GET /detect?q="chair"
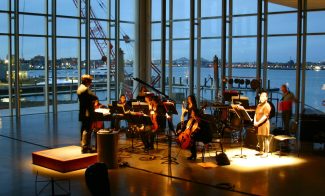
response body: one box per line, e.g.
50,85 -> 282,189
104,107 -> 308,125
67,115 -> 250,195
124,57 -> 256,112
198,114 -> 224,162
272,121 -> 299,157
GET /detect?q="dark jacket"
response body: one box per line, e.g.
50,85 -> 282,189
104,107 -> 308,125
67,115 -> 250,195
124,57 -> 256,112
77,84 -> 98,121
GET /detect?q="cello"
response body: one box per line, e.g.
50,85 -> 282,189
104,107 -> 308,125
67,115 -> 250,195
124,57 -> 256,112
177,118 -> 199,149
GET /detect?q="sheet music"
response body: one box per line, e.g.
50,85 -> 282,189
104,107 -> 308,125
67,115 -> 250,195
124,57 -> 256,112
95,108 -> 111,116
231,104 -> 253,122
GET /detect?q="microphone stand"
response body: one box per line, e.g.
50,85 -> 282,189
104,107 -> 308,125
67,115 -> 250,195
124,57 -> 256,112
161,115 -> 179,164
161,102 -> 179,165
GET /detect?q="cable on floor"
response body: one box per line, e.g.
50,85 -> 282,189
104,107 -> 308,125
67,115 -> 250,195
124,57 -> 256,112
125,164 -> 260,196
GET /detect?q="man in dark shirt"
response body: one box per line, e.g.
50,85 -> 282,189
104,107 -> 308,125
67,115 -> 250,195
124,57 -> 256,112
77,74 -> 98,153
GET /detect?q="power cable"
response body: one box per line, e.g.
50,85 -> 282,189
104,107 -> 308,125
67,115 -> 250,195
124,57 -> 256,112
126,164 -> 260,196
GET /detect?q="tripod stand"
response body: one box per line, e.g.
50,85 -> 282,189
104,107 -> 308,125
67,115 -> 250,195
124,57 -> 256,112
231,104 -> 253,159
161,101 -> 179,164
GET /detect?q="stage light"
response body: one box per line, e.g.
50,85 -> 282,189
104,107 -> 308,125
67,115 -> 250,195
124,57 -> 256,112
228,78 -> 233,84
234,78 -> 239,84
239,79 -> 245,85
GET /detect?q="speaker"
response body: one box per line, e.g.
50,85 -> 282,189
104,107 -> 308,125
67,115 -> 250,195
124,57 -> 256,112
216,152 -> 230,166
244,127 -> 258,149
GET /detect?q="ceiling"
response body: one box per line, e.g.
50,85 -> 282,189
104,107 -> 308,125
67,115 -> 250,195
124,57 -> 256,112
269,0 -> 325,10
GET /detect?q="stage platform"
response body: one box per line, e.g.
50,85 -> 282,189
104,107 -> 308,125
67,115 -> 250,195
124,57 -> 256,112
32,145 -> 97,173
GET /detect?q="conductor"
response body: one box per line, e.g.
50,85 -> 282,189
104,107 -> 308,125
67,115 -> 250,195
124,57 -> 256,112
77,74 -> 98,153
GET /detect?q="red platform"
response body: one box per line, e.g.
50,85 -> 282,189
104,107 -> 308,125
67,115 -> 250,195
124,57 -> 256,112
32,145 -> 98,173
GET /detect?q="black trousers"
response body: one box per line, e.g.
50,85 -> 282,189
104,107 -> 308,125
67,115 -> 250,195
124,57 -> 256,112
282,110 -> 292,132
81,119 -> 92,150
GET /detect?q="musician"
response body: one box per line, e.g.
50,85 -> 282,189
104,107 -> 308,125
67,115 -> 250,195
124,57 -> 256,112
183,95 -> 199,120
77,74 -> 98,153
176,95 -> 199,135
254,91 -> 271,156
139,95 -> 159,151
279,84 -> 296,133
111,94 -> 130,130
186,108 -> 207,160
137,86 -> 149,102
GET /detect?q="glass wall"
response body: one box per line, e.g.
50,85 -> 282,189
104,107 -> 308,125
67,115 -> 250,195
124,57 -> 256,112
0,0 -> 135,116
149,0 -> 325,113
1,0 -> 325,116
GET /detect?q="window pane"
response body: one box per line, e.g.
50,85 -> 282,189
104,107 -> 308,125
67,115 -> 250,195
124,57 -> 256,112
308,11 -> 325,33
120,0 -> 135,21
232,37 -> 257,62
233,0 -> 257,15
306,35 -> 325,63
173,21 -> 190,39
202,0 -> 222,17
0,13 -> 9,33
120,23 -> 134,60
173,0 -> 190,19
57,38 -> 78,59
20,0 -> 46,14
0,0 -> 8,11
57,17 -> 78,37
19,37 -> 46,111
57,0 -> 78,17
19,15 -> 45,35
201,39 -> 221,61
233,16 -> 257,36
201,19 -> 221,37
152,41 -> 161,61
267,36 -> 296,63
268,13 -> 297,35
152,23 -> 161,40
152,0 -> 162,21
91,0 -> 108,20
56,38 -> 79,109
267,36 -> 297,91
0,36 -> 9,111
305,35 -> 324,111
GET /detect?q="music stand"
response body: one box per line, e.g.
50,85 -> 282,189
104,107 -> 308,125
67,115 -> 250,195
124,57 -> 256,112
123,103 -> 152,153
111,104 -> 124,115
161,101 -> 179,165
231,104 -> 253,159
132,102 -> 150,115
